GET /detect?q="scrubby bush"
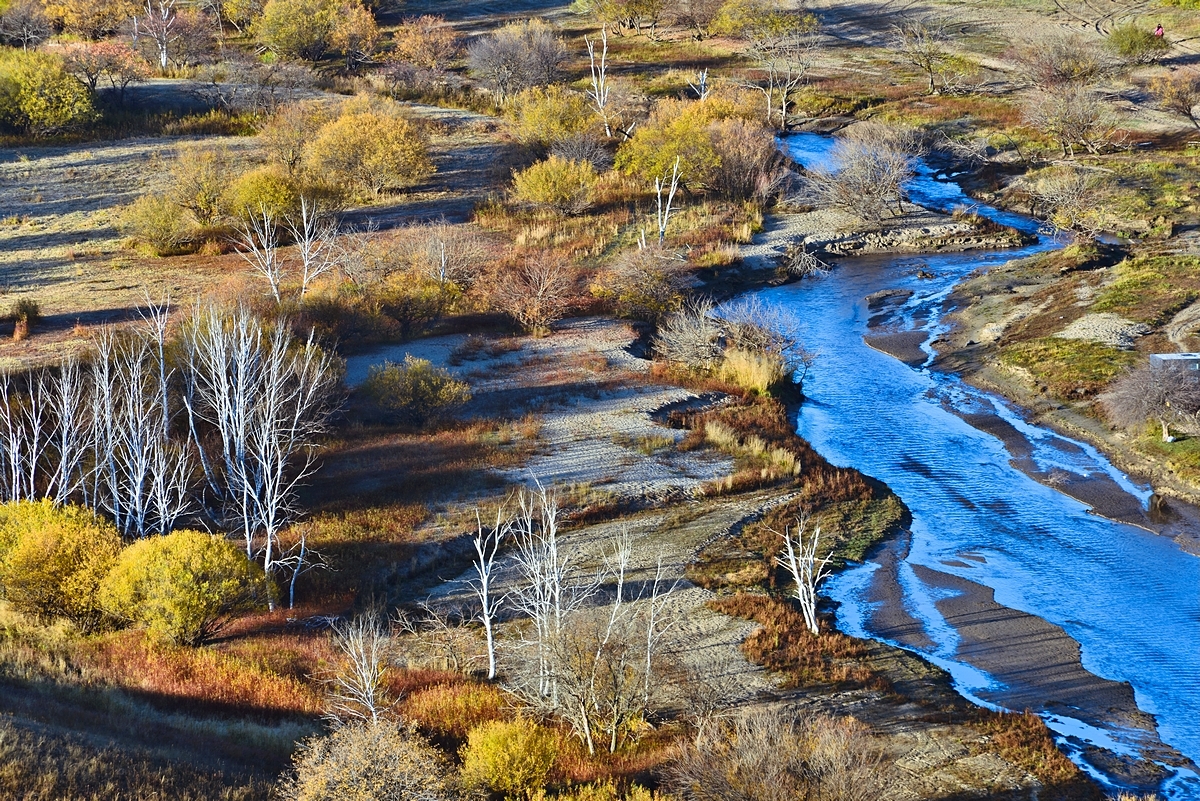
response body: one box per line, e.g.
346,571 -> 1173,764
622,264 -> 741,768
0,500 -> 122,630
490,254 -> 572,335
806,123 -> 919,220
507,84 -> 596,147
654,298 -> 723,371
10,297 -> 40,325
592,246 -> 686,323
666,709 -> 892,801
0,48 -> 94,135
512,156 -> 598,215
361,356 -> 471,425
1150,71 -> 1200,128
305,99 -> 433,199
256,0 -> 337,60
1106,22 -> 1169,64
1013,35 -> 1116,88
260,100 -> 335,174
706,117 -> 789,200
279,722 -> 456,801
391,14 -> 461,72
330,0 -> 380,71
119,193 -> 190,255
460,718 -> 558,800
467,19 -> 567,99
99,529 -> 270,646
170,143 -> 232,226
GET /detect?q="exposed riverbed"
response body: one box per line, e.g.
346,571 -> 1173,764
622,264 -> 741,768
747,134 -> 1200,798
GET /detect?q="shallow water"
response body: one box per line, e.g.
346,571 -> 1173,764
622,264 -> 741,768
748,134 -> 1200,797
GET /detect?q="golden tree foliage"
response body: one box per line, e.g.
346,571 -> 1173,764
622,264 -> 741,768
459,718 -> 558,800
255,0 -> 337,60
506,84 -> 597,146
304,98 -> 433,198
0,500 -> 122,630
43,0 -> 135,38
391,15 -> 461,71
0,48 -> 95,135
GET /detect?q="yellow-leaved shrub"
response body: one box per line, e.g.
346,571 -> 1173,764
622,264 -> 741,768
459,718 -> 558,799
0,500 -> 122,631
512,156 -> 598,215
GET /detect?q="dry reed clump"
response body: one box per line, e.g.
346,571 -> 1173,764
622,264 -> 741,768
704,421 -> 801,475
399,681 -> 507,745
717,348 -> 789,396
970,710 -> 1090,792
78,631 -> 325,718
708,594 -> 885,691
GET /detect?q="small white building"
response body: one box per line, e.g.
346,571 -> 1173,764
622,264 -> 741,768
1150,353 -> 1200,371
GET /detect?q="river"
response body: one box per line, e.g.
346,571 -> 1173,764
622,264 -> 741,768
748,133 -> 1200,798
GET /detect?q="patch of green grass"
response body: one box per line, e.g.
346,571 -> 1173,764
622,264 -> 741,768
1092,255 -> 1200,325
1136,428 -> 1200,484
1000,338 -> 1136,398
816,495 -> 908,563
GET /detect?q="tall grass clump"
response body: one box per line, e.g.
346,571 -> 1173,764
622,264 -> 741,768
718,349 -> 789,395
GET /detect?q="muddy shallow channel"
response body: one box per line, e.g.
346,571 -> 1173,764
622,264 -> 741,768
747,134 -> 1200,798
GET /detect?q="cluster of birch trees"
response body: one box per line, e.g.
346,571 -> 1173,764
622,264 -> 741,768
0,301 -> 339,600
463,485 -> 678,755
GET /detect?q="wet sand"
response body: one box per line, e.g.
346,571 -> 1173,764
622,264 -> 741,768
862,536 -> 1161,735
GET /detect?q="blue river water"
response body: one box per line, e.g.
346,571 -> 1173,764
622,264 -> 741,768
750,133 -> 1200,797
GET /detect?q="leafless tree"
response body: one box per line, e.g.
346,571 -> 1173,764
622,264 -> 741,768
669,0 -> 723,39
1023,85 -> 1116,157
1151,70 -> 1200,129
0,0 -> 50,50
722,295 -> 813,381
666,709 -> 894,801
773,516 -> 833,635
688,67 -> 710,100
469,506 -> 510,680
286,198 -> 340,299
586,27 -> 613,137
1101,362 -> 1200,442
46,359 -> 89,504
325,610 -> 396,725
193,55 -> 314,114
742,14 -> 820,128
1013,35 -> 1117,89
655,156 -> 681,246
467,20 -> 566,100
891,18 -> 951,95
781,243 -> 831,279
807,124 -> 919,221
132,0 -> 178,72
236,207 -> 285,302
654,297 -> 723,371
706,118 -> 790,201
492,254 -> 572,335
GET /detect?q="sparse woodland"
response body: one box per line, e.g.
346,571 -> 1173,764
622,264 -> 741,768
0,0 -> 1196,795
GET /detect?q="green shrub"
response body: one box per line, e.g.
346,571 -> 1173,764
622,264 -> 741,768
360,356 -> 471,425
512,156 -> 598,215
1106,23 -> 1170,64
459,719 -> 557,800
0,500 -> 122,630
99,529 -> 270,646
0,49 -> 94,135
279,722 -> 456,801
119,193 -> 190,255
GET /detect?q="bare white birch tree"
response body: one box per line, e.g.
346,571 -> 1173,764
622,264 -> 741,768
469,507 -> 509,680
46,359 -> 89,504
236,207 -> 285,303
585,27 -> 612,137
133,0 -> 178,72
774,516 -> 833,635
655,156 -> 681,246
286,198 -> 340,299
325,609 -> 395,725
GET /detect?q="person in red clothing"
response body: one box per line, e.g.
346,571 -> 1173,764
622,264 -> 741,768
1155,23 -> 1164,37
